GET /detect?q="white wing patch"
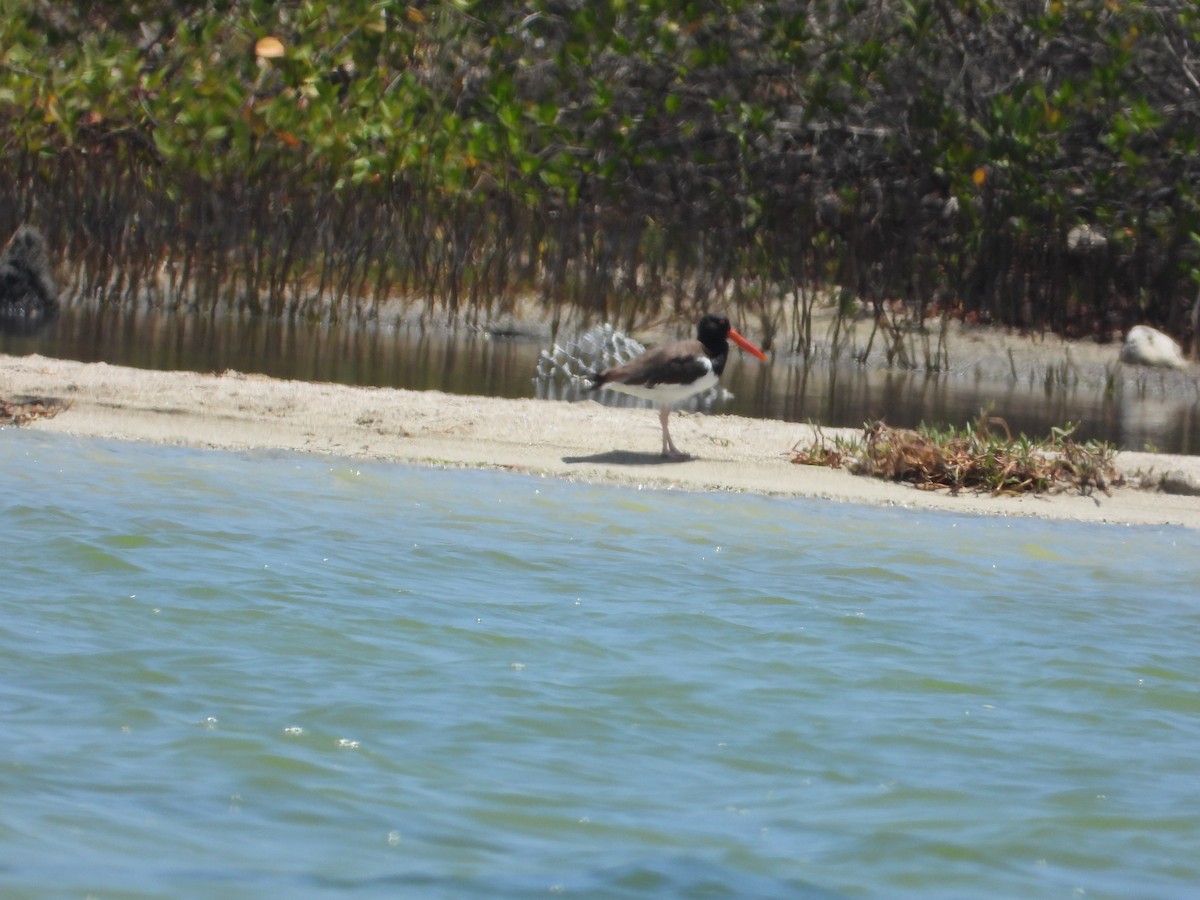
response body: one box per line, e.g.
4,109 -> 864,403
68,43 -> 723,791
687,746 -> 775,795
601,367 -> 719,404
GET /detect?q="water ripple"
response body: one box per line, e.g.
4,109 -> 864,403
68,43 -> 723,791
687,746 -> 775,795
2,429 -> 1199,898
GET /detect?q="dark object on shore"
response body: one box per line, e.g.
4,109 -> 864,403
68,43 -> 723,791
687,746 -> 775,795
0,394 -> 70,426
0,225 -> 60,335
1144,469 -> 1200,497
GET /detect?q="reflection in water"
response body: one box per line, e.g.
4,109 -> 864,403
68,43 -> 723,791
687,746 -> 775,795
2,304 -> 1197,454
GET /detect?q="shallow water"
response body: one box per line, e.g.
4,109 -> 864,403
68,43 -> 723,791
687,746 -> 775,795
2,429 -> 1199,898
3,305 -> 1198,453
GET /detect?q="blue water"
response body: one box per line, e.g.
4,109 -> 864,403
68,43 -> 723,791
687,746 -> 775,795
2,429 -> 1198,898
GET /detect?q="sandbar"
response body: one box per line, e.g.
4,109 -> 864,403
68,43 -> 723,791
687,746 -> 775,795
3,351 -> 1200,529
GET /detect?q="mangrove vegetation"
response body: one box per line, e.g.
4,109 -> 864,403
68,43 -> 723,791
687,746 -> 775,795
2,0 -> 1199,352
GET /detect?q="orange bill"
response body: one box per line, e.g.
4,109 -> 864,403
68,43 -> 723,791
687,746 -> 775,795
729,328 -> 768,362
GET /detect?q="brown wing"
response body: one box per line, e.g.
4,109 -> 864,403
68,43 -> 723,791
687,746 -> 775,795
592,339 -> 713,388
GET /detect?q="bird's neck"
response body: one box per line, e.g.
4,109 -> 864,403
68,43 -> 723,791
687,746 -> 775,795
707,346 -> 730,377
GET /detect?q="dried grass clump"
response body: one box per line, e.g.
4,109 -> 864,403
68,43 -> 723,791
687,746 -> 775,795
792,415 -> 1125,497
1,395 -> 70,426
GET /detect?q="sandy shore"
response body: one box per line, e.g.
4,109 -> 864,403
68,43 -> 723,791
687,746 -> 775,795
4,351 -> 1200,529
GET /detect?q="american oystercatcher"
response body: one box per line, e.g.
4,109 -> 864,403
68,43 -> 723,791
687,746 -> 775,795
587,314 -> 768,459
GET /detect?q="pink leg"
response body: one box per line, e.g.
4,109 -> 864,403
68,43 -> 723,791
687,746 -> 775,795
659,405 -> 687,459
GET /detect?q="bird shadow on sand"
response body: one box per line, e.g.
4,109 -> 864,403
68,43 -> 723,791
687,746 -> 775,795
562,450 -> 696,466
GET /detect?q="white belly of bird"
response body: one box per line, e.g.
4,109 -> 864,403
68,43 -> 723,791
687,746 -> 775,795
602,368 -> 719,405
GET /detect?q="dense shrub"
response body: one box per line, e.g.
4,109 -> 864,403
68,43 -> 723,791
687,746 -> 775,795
1,1 -> 1197,349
